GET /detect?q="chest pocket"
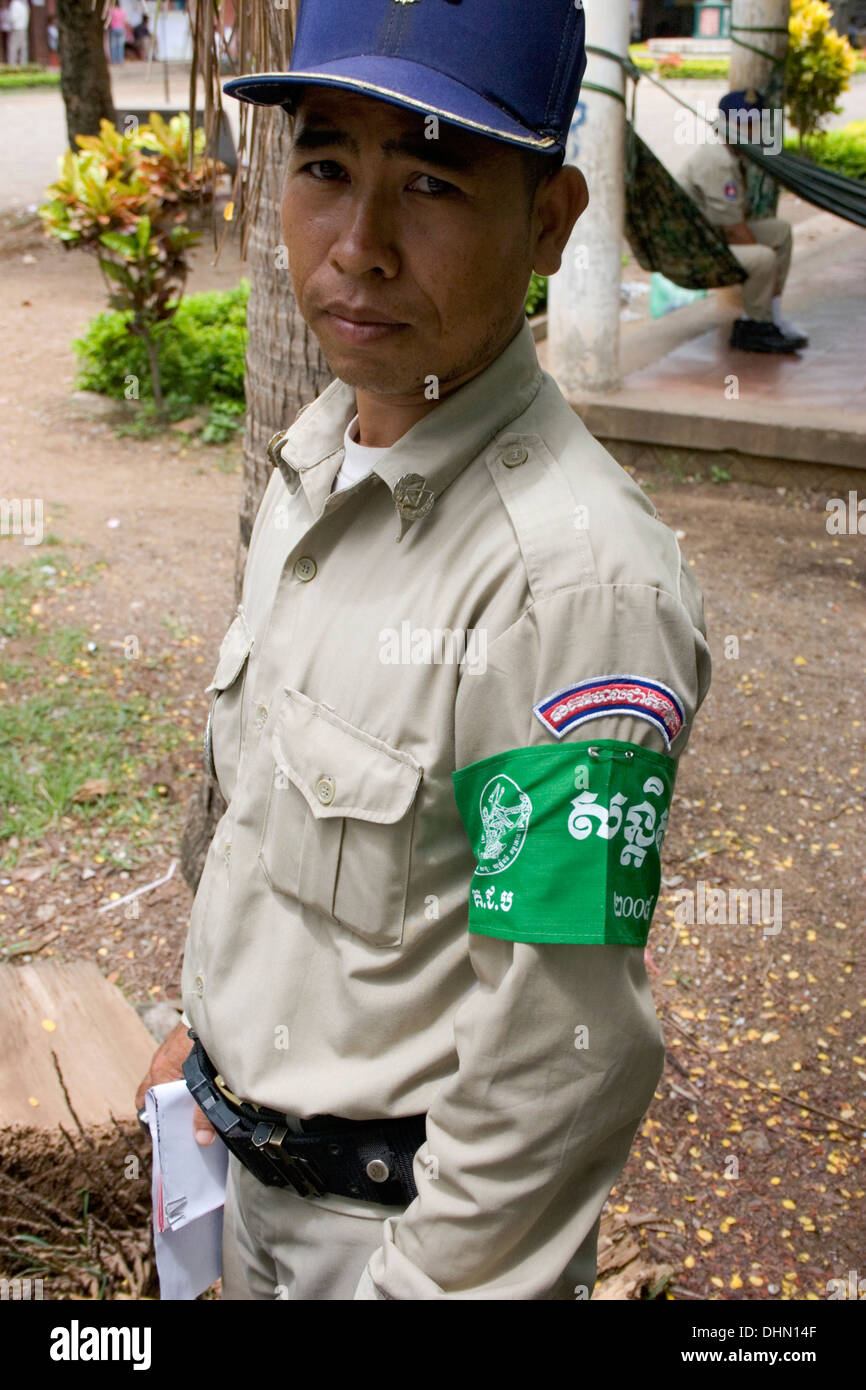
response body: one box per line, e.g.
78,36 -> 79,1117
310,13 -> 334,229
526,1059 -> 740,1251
204,607 -> 255,801
258,687 -> 422,948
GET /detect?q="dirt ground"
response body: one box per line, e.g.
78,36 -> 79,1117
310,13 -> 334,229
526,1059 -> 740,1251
0,219 -> 863,1302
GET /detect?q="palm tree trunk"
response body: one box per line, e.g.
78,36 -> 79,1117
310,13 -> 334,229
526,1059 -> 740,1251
180,17 -> 333,894
234,107 -> 333,598
56,0 -> 115,151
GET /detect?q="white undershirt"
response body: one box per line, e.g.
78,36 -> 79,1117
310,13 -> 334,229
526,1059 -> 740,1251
330,414 -> 391,495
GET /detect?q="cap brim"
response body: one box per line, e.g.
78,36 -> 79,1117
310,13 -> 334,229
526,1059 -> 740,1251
224,56 -> 563,153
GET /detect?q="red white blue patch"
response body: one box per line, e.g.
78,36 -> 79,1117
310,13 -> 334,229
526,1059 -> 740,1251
723,180 -> 739,200
533,675 -> 686,750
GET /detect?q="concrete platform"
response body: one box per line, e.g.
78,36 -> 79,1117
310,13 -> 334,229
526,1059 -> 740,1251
539,211 -> 866,469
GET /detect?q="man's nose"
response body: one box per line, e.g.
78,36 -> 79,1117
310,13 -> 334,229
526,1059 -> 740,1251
329,191 -> 401,279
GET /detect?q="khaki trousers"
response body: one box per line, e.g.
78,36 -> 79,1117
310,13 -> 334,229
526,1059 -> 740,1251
220,1152 -> 597,1300
730,217 -> 793,321
221,1153 -> 397,1300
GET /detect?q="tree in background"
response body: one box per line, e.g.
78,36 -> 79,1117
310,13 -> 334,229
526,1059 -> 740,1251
56,0 -> 116,150
786,0 -> 857,145
180,0 -> 333,890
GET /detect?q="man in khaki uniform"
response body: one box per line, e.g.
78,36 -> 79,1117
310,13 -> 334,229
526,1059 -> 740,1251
680,89 -> 807,353
137,0 -> 712,1300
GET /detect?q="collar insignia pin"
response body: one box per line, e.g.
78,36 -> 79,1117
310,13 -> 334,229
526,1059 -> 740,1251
392,472 -> 435,540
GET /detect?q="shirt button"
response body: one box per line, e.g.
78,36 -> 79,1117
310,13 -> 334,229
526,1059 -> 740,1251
293,556 -> 317,582
502,444 -> 528,468
366,1159 -> 390,1183
255,703 -> 268,730
315,776 -> 335,805
194,973 -> 204,998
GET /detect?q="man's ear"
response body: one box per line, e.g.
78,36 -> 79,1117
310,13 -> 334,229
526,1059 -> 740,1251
532,166 -> 589,278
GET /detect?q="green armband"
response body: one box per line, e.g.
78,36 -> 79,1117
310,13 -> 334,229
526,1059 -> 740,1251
452,739 -> 678,946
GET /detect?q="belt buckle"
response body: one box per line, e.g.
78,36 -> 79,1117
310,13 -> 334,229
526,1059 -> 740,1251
251,1122 -> 328,1198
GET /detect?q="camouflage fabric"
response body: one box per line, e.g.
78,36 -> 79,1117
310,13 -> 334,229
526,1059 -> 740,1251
624,124 -> 747,290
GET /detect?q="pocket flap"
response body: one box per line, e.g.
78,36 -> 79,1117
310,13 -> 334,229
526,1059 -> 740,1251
206,609 -> 255,693
272,687 -> 422,822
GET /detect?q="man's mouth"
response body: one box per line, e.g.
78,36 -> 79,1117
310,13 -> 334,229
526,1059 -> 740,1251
322,302 -> 409,344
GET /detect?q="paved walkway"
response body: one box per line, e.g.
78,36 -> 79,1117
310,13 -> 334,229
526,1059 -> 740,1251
538,207 -> 866,469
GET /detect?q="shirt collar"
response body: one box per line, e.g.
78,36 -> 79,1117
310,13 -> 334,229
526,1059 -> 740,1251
273,316 -> 543,539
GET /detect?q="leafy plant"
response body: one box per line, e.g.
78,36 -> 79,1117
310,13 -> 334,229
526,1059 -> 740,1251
200,400 -> 245,444
525,272 -> 548,317
783,120 -> 866,179
73,282 -> 248,409
38,115 -> 222,413
786,0 -> 857,145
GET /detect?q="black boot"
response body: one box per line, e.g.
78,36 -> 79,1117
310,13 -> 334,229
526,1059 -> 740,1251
730,319 -> 803,354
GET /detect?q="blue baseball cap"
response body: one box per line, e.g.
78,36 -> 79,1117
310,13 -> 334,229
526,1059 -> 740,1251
719,88 -> 766,117
224,0 -> 587,156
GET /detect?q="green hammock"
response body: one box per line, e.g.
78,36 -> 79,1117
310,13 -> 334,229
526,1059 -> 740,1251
739,142 -> 866,228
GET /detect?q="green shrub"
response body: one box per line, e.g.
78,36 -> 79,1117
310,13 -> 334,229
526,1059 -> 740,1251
628,47 -> 731,80
784,120 -> 866,178
525,272 -> 548,317
200,399 -> 245,444
658,58 -> 731,80
0,69 -> 60,90
73,281 -> 249,405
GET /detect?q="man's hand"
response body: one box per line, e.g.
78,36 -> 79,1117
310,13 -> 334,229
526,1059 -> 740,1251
724,222 -> 758,246
135,1021 -> 217,1146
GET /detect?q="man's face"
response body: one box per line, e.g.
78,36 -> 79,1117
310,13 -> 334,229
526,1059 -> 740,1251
280,86 -> 550,400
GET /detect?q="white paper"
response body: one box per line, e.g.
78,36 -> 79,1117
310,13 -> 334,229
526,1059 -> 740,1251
145,1080 -> 228,1300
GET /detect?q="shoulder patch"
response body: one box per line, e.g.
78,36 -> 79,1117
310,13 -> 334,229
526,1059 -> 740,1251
533,675 -> 685,749
723,180 -> 739,200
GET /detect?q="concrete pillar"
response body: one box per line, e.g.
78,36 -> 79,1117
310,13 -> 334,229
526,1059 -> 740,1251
729,0 -> 791,215
729,0 -> 791,94
547,0 -> 631,396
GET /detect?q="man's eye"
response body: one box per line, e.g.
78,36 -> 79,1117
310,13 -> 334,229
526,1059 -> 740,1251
303,160 -> 346,181
409,173 -> 454,196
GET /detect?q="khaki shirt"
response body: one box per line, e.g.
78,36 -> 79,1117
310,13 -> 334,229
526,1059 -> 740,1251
182,318 -> 711,1299
680,141 -> 748,227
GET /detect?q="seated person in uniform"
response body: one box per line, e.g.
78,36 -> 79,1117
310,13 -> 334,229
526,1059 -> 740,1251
679,89 -> 807,354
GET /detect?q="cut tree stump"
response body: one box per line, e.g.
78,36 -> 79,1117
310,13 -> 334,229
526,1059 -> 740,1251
0,961 -> 156,1128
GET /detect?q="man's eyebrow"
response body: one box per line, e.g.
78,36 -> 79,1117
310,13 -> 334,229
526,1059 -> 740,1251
292,124 -> 478,175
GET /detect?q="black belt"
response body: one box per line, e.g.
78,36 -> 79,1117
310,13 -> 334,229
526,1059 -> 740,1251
181,1032 -> 426,1207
